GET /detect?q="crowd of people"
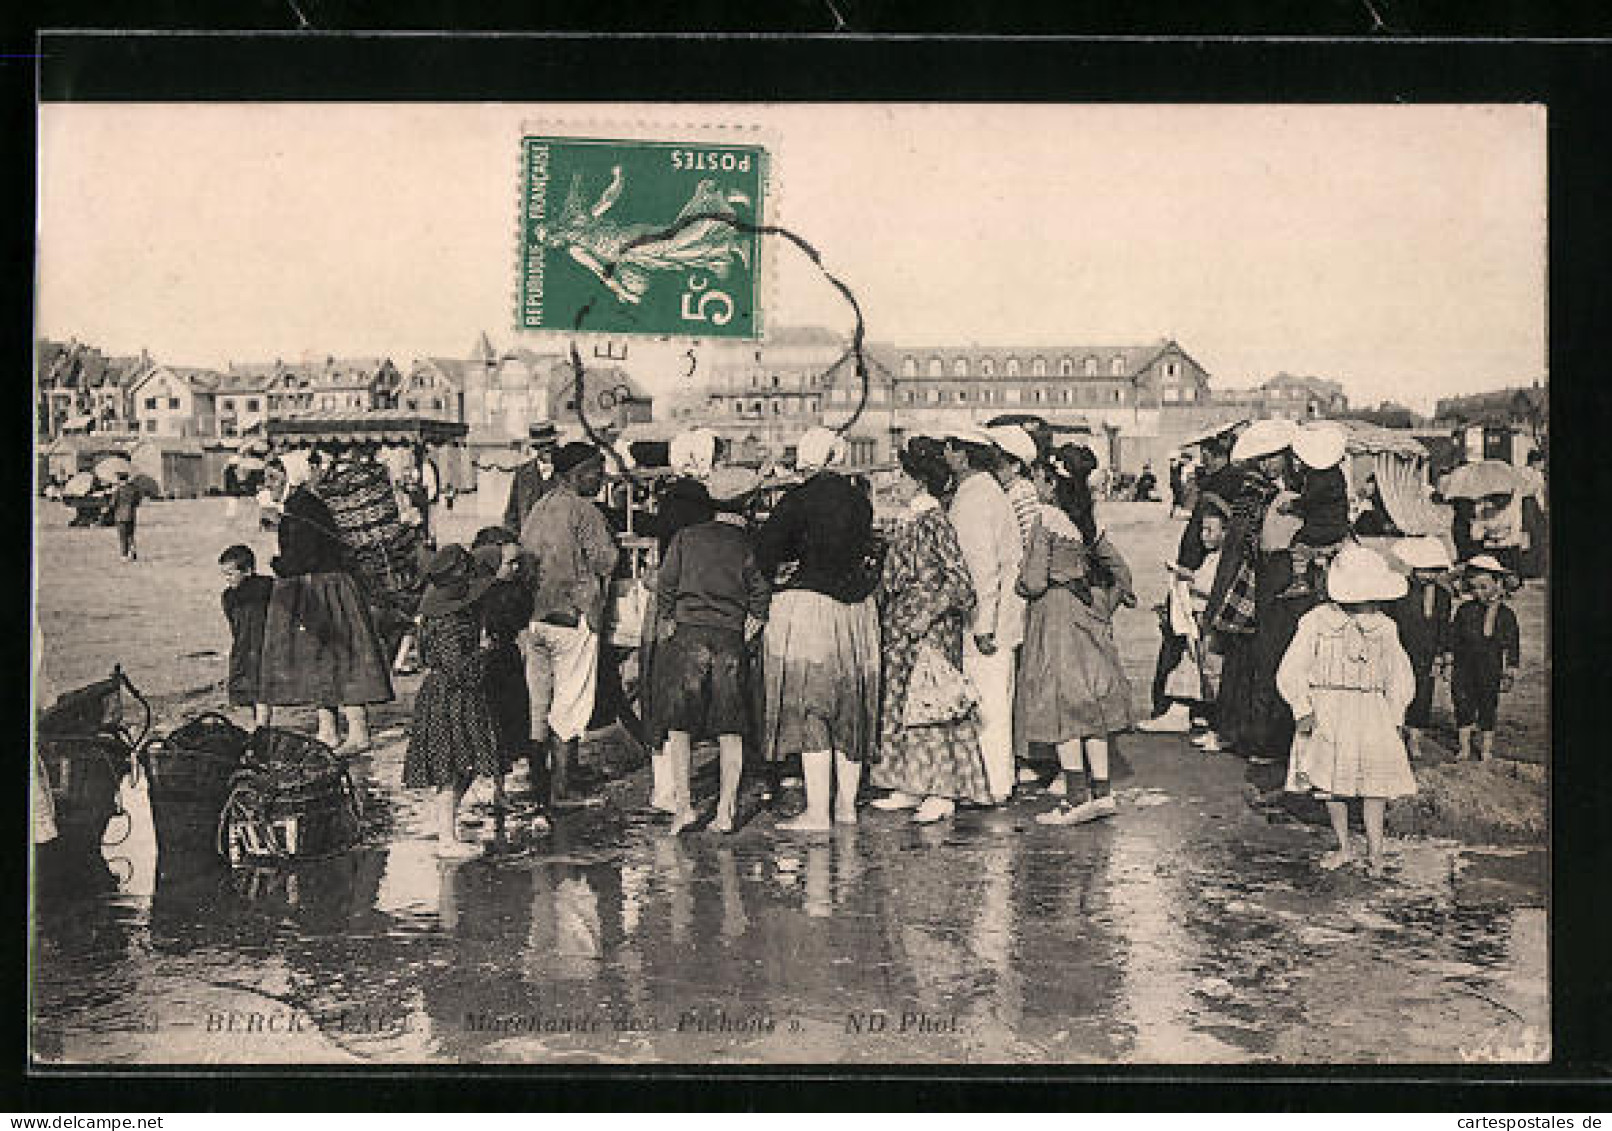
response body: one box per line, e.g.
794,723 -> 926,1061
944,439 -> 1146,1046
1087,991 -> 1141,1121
1138,416 -> 1535,872
206,411 -> 1538,874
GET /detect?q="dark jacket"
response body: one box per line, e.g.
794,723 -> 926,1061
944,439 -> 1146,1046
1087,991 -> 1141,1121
1450,599 -> 1520,678
501,459 -> 551,536
1177,464 -> 1243,570
1290,465 -> 1351,545
1388,578 -> 1453,671
222,574 -> 274,701
650,476 -> 716,554
657,519 -> 771,635
111,482 -> 142,524
272,486 -> 348,577
755,471 -> 875,603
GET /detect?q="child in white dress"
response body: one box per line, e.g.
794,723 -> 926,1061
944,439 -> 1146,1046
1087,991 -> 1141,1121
1277,545 -> 1417,875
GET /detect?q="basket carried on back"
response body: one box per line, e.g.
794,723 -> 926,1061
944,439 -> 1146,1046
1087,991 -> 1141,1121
141,712 -> 251,864
218,727 -> 364,865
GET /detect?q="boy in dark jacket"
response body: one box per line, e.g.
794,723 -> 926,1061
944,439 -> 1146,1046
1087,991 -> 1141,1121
218,544 -> 275,729
1386,536 -> 1455,759
1450,555 -> 1521,762
655,467 -> 771,834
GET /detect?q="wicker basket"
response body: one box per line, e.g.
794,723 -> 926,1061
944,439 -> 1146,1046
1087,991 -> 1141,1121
142,713 -> 250,863
220,728 -> 363,864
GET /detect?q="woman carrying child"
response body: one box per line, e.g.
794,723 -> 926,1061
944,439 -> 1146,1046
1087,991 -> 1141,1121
1016,444 -> 1138,826
1278,545 -> 1417,875
403,544 -> 503,856
654,466 -> 771,834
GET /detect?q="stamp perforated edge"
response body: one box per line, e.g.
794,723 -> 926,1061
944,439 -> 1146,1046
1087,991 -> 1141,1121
511,117 -> 779,345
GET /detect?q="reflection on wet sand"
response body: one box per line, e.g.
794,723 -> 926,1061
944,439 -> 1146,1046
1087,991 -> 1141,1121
31,737 -> 1548,1065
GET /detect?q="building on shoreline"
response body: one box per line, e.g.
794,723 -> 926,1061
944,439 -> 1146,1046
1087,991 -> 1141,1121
690,330 -> 1230,470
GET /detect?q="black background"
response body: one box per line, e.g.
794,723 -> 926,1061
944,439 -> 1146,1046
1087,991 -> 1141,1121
6,18 -> 1612,1112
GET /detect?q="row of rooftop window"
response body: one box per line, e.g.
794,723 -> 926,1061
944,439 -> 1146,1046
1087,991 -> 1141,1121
741,358 -> 1187,387
899,355 -> 1152,379
718,382 -> 1207,416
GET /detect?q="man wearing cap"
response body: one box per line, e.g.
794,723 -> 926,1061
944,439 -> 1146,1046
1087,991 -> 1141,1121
502,421 -> 559,537
942,426 -> 1025,803
519,440 -> 620,804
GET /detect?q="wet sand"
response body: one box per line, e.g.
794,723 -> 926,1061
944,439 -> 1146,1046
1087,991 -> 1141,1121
31,495 -> 1549,1065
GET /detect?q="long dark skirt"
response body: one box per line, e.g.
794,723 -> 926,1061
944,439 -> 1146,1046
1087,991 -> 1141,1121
1219,552 -> 1312,758
259,571 -> 395,707
483,639 -> 530,772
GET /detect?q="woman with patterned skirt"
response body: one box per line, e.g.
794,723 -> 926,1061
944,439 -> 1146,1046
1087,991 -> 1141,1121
403,545 -> 503,857
869,436 -> 991,824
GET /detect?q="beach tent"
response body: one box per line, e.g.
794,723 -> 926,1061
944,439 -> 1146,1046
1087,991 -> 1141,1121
1336,420 -> 1449,538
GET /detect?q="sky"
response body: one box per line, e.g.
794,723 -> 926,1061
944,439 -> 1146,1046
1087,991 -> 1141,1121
36,103 -> 1546,413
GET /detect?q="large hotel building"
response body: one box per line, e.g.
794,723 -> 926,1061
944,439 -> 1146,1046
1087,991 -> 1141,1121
688,327 -> 1336,471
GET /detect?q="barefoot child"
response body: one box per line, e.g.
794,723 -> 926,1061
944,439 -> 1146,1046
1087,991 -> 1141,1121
218,544 -> 275,730
471,528 -> 540,813
1278,545 -> 1417,874
654,467 -> 770,835
403,544 -> 502,857
1387,536 -> 1455,760
1449,554 -> 1521,762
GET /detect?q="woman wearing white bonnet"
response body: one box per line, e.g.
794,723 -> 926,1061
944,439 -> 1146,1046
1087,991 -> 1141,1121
669,427 -> 720,479
641,427 -> 722,816
795,425 -> 847,474
755,425 -> 880,830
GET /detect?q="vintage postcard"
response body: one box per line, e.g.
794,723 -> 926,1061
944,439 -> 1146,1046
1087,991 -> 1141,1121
31,100 -> 1548,1068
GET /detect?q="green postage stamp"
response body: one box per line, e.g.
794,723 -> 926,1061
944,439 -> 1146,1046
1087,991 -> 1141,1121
517,135 -> 768,338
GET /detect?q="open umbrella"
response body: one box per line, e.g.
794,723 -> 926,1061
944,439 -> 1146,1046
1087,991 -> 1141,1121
62,471 -> 98,498
1440,459 -> 1521,500
130,473 -> 161,498
93,455 -> 133,484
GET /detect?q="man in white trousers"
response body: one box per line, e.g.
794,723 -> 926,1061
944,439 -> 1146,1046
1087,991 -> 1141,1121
942,427 -> 1025,804
520,441 -> 619,807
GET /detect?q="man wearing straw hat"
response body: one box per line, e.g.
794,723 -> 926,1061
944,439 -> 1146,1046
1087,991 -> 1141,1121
502,421 -> 560,537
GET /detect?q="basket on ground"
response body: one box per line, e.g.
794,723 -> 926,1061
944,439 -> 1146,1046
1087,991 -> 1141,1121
141,712 -> 251,864
218,728 -> 364,864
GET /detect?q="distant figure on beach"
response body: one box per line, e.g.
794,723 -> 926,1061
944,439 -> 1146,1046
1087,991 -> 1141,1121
111,469 -> 142,562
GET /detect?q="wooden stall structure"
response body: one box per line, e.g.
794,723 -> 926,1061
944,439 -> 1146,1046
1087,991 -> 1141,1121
266,408 -> 470,476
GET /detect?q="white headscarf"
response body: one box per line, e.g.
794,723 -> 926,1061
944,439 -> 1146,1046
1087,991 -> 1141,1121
669,428 -> 718,478
796,426 -> 847,474
276,449 -> 314,491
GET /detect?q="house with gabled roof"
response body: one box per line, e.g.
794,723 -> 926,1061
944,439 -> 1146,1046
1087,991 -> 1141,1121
398,357 -> 470,420
128,364 -> 225,438
36,338 -> 152,438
